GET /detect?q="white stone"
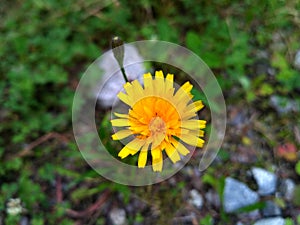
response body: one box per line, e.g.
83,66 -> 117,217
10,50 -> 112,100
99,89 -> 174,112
252,167 -> 277,196
189,189 -> 203,209
294,50 -> 300,70
109,208 -> 127,225
223,177 -> 259,213
253,217 -> 285,225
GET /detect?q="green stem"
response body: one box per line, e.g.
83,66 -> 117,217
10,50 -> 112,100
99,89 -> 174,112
111,36 -> 129,83
120,67 -> 128,83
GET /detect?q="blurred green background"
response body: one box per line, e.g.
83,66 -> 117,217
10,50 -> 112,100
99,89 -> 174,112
1,0 -> 300,224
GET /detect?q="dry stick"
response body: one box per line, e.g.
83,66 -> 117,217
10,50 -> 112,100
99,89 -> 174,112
56,176 -> 63,203
294,126 -> 300,145
66,190 -> 111,219
11,132 -> 69,159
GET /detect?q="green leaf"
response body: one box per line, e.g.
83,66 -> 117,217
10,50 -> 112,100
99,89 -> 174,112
157,19 -> 179,42
202,173 -> 216,187
295,161 -> 300,175
199,214 -> 213,225
235,201 -> 266,213
31,216 -> 44,225
186,31 -> 202,53
285,218 -> 294,225
217,149 -> 230,161
71,187 -> 100,201
292,185 -> 300,206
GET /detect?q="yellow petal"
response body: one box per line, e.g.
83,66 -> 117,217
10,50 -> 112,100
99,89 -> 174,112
117,92 -> 132,106
155,71 -> 165,95
155,70 -> 164,79
179,133 -> 205,147
112,129 -> 132,140
170,137 -> 190,155
118,146 -> 132,159
176,81 -> 193,96
138,144 -> 149,168
126,138 -> 146,151
165,73 -> 174,92
181,120 -> 206,130
181,101 -> 205,120
151,147 -> 163,172
118,146 -> 141,158
173,81 -> 193,105
123,82 -> 134,96
118,138 -> 145,159
132,80 -> 144,98
151,133 -> 165,149
114,112 -> 129,119
143,72 -> 153,95
187,100 -> 204,112
188,129 -> 205,137
165,142 -> 180,163
111,119 -> 129,127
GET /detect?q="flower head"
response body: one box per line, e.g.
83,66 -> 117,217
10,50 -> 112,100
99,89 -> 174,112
111,71 -> 206,171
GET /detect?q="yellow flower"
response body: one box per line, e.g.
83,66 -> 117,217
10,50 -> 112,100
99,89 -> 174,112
111,71 -> 206,172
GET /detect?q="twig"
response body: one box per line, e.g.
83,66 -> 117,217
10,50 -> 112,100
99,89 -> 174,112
294,126 -> 300,145
66,190 -> 111,219
10,132 -> 69,159
56,176 -> 63,203
172,215 -> 198,225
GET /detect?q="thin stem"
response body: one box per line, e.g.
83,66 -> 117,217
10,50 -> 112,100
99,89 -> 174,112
111,36 -> 129,83
120,67 -> 129,83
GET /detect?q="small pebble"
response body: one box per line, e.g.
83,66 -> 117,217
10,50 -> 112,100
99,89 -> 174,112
279,178 -> 296,201
236,222 -> 244,225
262,201 -> 281,217
189,189 -> 203,209
270,96 -> 298,114
205,189 -> 220,208
294,50 -> 300,70
109,208 -> 127,225
253,217 -> 285,225
223,177 -> 259,213
238,209 -> 260,221
20,217 -> 29,225
252,167 -> 277,196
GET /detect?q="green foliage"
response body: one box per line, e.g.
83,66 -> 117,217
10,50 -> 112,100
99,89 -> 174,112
296,161 -> 300,176
1,0 -> 300,223
199,215 -> 213,225
235,201 -> 265,213
285,218 -> 294,225
292,185 -> 300,206
271,52 -> 300,92
5,214 -> 21,225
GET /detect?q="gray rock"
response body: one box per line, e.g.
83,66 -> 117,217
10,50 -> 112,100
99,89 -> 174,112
294,50 -> 300,70
262,201 -> 281,217
189,189 -> 203,209
238,209 -> 260,221
279,178 -> 296,201
236,222 -> 244,225
270,96 -> 299,114
223,177 -> 259,213
253,217 -> 285,225
109,208 -> 127,225
20,217 -> 29,225
252,167 -> 277,196
205,190 -> 221,208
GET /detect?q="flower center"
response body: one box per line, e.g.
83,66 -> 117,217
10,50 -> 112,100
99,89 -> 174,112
149,116 -> 166,136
